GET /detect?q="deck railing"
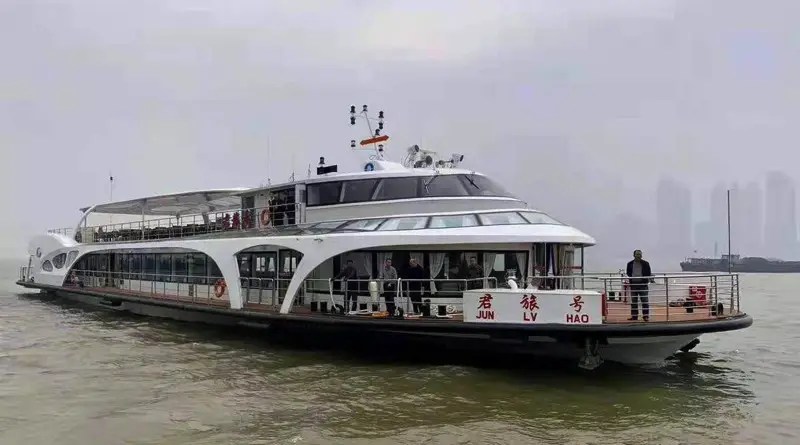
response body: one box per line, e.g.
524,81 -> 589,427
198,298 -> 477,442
51,202 -> 302,244
53,268 -> 741,323
66,269 -> 228,306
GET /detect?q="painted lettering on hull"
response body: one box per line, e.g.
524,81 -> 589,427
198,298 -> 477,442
523,312 -> 538,322
477,310 -> 495,320
566,313 -> 591,324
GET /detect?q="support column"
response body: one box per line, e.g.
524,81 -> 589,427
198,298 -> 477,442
216,253 -> 243,309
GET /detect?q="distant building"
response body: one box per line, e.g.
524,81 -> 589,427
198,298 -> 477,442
764,171 -> 797,259
656,178 -> 692,257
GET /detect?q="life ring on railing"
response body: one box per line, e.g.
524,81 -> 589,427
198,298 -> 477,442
260,209 -> 271,226
213,279 -> 226,298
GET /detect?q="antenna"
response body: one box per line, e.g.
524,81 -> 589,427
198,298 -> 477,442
727,189 -> 732,273
350,104 -> 388,160
109,172 -> 113,225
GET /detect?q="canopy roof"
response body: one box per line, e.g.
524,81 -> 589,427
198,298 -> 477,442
80,188 -> 249,216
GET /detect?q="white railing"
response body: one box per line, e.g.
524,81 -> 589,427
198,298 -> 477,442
56,268 -> 742,323
67,269 -> 228,306
56,202 -> 302,244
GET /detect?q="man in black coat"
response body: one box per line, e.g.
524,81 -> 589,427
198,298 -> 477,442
626,249 -> 655,321
404,257 -> 426,314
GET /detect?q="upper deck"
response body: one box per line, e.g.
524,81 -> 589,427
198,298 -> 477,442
49,161 -> 535,244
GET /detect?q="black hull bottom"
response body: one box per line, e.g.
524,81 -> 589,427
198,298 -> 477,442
15,282 -> 753,367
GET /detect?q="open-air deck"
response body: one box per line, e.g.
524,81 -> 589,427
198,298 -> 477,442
52,269 -> 742,325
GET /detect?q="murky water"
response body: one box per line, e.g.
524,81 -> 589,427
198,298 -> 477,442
1,264 -> 797,444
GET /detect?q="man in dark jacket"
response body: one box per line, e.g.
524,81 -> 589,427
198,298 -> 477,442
626,249 -> 654,321
335,259 -> 359,312
404,257 -> 426,314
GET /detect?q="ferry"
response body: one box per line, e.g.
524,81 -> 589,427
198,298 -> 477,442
15,106 -> 752,369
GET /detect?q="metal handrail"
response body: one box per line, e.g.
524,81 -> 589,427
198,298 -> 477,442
61,202 -> 303,244
67,269 -> 227,305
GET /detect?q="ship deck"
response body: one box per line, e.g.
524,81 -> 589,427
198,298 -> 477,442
47,284 -> 734,325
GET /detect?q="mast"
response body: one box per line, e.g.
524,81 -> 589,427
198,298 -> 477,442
727,189 -> 732,273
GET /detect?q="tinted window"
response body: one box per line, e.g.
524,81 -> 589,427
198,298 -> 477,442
52,253 -> 67,269
313,221 -> 347,230
422,175 -> 468,197
479,212 -> 528,225
341,179 -> 379,203
520,211 -> 562,225
429,214 -> 479,228
307,182 -> 342,206
157,254 -> 172,278
66,250 -> 78,265
459,174 -> 513,197
42,260 -> 53,272
341,219 -> 385,231
374,177 -> 420,201
377,217 -> 428,231
172,254 -> 187,282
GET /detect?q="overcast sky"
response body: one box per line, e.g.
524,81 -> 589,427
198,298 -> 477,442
1,0 -> 798,260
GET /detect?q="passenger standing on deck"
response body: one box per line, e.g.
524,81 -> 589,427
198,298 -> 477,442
405,258 -> 426,314
466,256 -> 483,290
626,249 -> 654,321
379,258 -> 398,314
335,259 -> 359,312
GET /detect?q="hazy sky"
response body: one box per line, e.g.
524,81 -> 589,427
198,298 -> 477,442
1,0 -> 798,259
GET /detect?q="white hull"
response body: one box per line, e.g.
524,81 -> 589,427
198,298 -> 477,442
41,287 -> 699,367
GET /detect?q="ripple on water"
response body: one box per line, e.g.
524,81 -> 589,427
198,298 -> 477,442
1,273 -> 800,444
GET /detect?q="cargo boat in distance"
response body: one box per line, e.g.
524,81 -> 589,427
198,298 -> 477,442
15,106 -> 752,370
681,254 -> 800,273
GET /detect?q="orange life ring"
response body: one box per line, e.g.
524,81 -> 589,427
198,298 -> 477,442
213,279 -> 226,298
260,209 -> 271,226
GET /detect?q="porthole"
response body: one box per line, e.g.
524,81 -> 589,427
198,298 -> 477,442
52,253 -> 67,269
42,260 -> 53,272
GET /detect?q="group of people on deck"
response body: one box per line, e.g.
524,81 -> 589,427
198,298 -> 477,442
333,257 -> 428,315
333,249 -> 656,320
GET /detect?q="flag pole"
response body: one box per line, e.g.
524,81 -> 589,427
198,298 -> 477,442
109,173 -> 114,225
727,189 -> 732,273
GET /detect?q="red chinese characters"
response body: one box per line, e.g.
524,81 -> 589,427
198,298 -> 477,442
566,295 -> 590,323
521,294 -> 539,322
570,295 -> 584,312
476,293 -> 495,320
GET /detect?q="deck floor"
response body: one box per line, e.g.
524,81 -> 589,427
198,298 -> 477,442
65,286 -> 731,324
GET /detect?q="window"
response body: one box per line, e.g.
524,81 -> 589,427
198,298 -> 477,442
520,211 -> 562,225
130,254 -> 141,279
42,260 -> 53,272
479,212 -> 527,226
377,216 -> 428,231
208,258 -> 223,279
238,254 -> 252,277
172,254 -> 187,282
52,253 -> 67,269
422,175 -> 468,197
429,214 -> 479,229
459,174 -> 514,197
188,253 -> 207,284
341,179 -> 380,203
66,250 -> 78,266
144,254 -> 156,280
157,254 -> 172,280
340,219 -> 385,231
312,221 -> 347,230
373,177 -> 419,201
307,182 -> 342,206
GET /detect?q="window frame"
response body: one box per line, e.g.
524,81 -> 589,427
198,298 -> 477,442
306,181 -> 344,207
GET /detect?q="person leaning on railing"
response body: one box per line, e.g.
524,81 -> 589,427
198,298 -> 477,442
334,259 -> 359,312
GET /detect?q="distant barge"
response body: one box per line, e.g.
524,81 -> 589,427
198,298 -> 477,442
681,254 -> 800,273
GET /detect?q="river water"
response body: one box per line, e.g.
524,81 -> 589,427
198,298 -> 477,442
1,263 -> 798,444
